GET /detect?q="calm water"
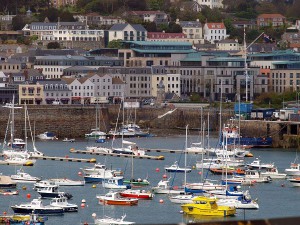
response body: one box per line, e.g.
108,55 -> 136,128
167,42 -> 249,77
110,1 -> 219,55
1,135 -> 300,224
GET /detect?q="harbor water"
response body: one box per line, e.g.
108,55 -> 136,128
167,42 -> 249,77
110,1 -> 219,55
0,135 -> 300,224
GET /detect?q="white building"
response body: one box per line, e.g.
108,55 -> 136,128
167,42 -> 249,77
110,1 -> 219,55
216,39 -> 240,51
176,19 -> 204,45
151,73 -> 181,97
203,22 -> 228,44
194,0 -> 223,8
108,23 -> 147,42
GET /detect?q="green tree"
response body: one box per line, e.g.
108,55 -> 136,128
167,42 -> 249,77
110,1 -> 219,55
107,40 -> 123,49
148,0 -> 164,10
47,42 -> 60,49
12,15 -> 26,31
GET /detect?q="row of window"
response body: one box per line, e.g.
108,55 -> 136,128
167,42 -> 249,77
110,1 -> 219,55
272,73 -> 300,79
0,65 -> 20,70
71,86 -> 94,90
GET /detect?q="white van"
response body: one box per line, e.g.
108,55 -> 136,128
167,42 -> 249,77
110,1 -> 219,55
52,100 -> 61,105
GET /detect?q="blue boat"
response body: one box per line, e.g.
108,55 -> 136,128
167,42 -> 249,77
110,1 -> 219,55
221,125 -> 272,147
37,186 -> 72,199
11,199 -> 64,216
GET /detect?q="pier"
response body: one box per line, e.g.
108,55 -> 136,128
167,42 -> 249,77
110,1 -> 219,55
142,148 -> 203,154
69,149 -> 165,160
30,155 -> 97,163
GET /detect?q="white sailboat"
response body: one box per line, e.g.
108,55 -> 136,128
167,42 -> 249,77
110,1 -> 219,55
169,125 -> 194,204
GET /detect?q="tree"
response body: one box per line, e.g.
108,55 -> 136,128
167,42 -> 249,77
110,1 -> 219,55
107,40 -> 123,49
12,15 -> 26,31
47,42 -> 60,49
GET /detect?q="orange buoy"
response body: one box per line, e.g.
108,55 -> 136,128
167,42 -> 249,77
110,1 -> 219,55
81,203 -> 85,208
78,171 -> 83,176
159,199 -> 164,203
26,193 -> 31,199
155,168 -> 160,172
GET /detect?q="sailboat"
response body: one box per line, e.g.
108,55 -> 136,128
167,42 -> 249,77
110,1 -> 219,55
169,125 -> 194,204
85,103 -> 107,141
2,99 -> 42,165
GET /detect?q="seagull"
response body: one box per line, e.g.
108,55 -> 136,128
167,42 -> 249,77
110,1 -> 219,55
157,108 -> 177,119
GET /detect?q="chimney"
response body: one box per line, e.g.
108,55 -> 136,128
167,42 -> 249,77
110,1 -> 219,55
24,69 -> 29,81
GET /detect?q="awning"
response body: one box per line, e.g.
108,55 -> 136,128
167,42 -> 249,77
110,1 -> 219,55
35,98 -> 42,101
22,87 -> 26,90
61,98 -> 70,101
72,97 -> 81,100
46,98 -> 55,101
28,87 -> 34,90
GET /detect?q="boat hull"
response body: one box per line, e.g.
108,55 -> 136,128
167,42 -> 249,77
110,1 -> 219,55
181,205 -> 236,216
98,199 -> 138,206
226,137 -> 272,147
38,192 -> 72,199
119,192 -> 153,199
11,207 -> 64,215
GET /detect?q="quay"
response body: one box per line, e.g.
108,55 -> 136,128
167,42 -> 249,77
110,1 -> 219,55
69,148 -> 165,160
141,148 -> 203,154
30,155 -> 97,163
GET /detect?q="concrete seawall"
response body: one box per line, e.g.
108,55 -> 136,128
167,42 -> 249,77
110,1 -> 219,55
0,105 -> 291,148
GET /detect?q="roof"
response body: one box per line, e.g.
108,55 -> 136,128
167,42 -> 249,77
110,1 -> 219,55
179,21 -> 202,28
206,23 -> 225,29
61,77 -> 76,84
112,77 -> 124,84
147,32 -> 186,39
126,41 -> 192,47
218,39 -> 238,44
109,23 -> 146,32
129,11 -> 165,15
258,14 -> 285,19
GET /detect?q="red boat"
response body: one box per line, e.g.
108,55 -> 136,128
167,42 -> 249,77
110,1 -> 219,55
209,168 -> 245,175
97,191 -> 138,206
119,189 -> 153,200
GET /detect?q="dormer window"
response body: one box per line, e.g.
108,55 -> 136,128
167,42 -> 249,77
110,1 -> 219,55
45,84 -> 48,89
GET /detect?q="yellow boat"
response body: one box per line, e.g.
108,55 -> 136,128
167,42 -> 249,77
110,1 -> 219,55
181,196 -> 236,217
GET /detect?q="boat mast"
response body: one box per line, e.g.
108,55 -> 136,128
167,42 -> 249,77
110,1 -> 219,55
24,103 -> 28,153
184,124 -> 188,188
10,95 -> 15,148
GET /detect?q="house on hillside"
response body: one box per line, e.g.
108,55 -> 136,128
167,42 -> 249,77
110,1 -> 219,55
203,22 -> 228,44
257,14 -> 286,27
108,24 -> 147,43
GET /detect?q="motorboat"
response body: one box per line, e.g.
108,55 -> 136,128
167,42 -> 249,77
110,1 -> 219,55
62,138 -> 75,142
169,193 -> 194,204
7,138 -> 26,149
0,189 -> 19,195
285,163 -> 300,176
119,189 -> 153,200
102,177 -> 131,189
0,175 -> 17,189
97,191 -> 138,206
50,197 -> 78,212
34,180 -> 57,190
164,161 -> 192,173
151,179 -> 184,194
81,163 -> 122,176
261,167 -> 287,179
112,141 -> 146,156
11,170 -> 41,183
184,181 -> 225,193
288,177 -> 300,187
181,196 -> 236,216
11,198 -> 64,215
48,178 -> 85,186
186,142 -> 206,154
243,170 -> 272,183
95,135 -> 107,143
94,214 -> 135,225
210,168 -> 245,175
37,132 -> 57,140
86,146 -> 111,153
85,129 -> 107,139
36,185 -> 73,199
247,158 -> 274,170
123,178 -> 150,187
221,177 -> 255,186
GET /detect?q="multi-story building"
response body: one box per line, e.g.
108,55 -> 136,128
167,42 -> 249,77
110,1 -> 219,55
74,13 -> 126,27
18,83 -> 44,105
36,79 -> 72,104
63,73 -> 124,104
34,55 -> 123,79
0,58 -> 23,73
176,19 -> 203,45
193,0 -> 223,8
108,24 -> 147,42
119,41 -> 196,67
147,32 -> 186,42
216,39 -> 240,51
257,14 -> 286,27
203,22 -> 228,44
51,0 -> 77,8
126,11 -> 169,25
269,62 -> 300,93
